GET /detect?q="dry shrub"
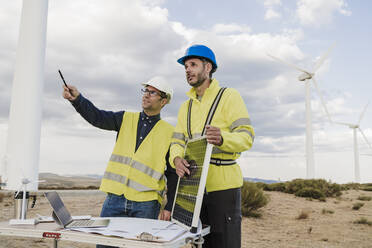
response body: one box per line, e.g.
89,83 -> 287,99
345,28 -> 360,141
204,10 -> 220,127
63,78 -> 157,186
352,202 -> 364,210
241,181 -> 269,218
341,183 -> 361,190
0,192 -> 4,203
286,179 -> 342,198
296,210 -> 310,220
357,195 -> 372,201
295,187 -> 325,200
261,179 -> 342,200
361,184 -> 372,192
322,208 -> 334,214
263,182 -> 286,192
354,217 -> 372,226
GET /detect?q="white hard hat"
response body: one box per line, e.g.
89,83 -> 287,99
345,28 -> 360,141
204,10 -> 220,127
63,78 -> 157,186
142,76 -> 173,104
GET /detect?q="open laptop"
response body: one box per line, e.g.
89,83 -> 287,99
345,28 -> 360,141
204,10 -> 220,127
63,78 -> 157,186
44,191 -> 110,228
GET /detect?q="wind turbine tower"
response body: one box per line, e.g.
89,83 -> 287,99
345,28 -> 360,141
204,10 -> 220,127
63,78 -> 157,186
0,0 -> 48,207
334,102 -> 372,183
268,45 -> 334,179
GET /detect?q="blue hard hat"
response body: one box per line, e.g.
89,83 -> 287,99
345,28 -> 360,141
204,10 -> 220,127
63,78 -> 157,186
177,44 -> 218,71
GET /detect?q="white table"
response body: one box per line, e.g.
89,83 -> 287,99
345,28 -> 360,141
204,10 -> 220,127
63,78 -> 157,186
0,218 -> 210,248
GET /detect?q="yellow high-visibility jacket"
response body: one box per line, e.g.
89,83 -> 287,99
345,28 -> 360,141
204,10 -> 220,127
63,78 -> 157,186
170,79 -> 254,192
100,112 -> 174,203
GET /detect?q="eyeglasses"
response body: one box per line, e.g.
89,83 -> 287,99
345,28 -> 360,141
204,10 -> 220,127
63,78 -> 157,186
141,88 -> 166,98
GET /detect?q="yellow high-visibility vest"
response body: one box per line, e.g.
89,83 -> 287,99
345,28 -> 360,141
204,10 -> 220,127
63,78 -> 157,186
100,112 -> 174,203
170,79 -> 255,192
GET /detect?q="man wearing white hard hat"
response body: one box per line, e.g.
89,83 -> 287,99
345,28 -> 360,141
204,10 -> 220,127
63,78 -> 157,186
62,77 -> 176,241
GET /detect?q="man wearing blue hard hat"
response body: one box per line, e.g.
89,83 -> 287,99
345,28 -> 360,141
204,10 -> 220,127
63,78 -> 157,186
170,44 -> 255,248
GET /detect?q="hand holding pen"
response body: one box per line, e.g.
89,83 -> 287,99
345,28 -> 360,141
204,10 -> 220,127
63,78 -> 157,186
59,70 -> 80,101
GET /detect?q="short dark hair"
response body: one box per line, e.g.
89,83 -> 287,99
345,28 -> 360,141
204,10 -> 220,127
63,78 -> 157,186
200,58 -> 216,78
159,91 -> 167,99
185,56 -> 215,78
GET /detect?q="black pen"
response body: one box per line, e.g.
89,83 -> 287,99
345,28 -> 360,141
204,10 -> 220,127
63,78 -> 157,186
58,69 -> 73,95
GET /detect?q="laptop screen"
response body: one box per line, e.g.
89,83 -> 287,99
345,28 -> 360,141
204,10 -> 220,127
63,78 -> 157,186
44,191 -> 73,226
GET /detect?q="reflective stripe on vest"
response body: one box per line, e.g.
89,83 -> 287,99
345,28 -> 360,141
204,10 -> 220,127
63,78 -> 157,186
170,141 -> 186,149
110,154 -> 163,181
103,171 -> 163,196
172,132 -> 186,141
212,146 -> 234,155
210,158 -> 236,166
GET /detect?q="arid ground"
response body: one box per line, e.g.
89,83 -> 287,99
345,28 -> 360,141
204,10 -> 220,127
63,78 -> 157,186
0,175 -> 371,247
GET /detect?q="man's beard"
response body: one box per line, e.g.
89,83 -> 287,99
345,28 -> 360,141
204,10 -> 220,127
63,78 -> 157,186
188,71 -> 207,88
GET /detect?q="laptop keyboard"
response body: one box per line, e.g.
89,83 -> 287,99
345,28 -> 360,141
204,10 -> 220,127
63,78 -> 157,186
68,219 -> 95,227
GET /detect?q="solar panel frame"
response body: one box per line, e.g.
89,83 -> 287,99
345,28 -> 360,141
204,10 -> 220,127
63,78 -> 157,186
171,136 -> 213,233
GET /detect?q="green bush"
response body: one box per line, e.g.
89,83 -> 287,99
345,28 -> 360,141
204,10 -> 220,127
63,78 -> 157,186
341,183 -> 361,190
354,217 -> 372,226
361,185 -> 372,192
254,182 -> 266,190
352,202 -> 364,210
265,182 -> 286,192
357,195 -> 372,201
241,182 -> 269,218
292,179 -> 341,197
261,179 -> 342,200
326,183 -> 343,197
322,208 -> 334,214
295,187 -> 325,199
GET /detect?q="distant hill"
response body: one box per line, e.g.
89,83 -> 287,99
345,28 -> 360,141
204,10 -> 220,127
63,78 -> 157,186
38,173 -> 279,189
244,177 -> 280,184
38,173 -> 101,190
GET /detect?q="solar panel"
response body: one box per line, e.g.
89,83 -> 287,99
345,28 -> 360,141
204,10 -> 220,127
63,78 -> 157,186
171,137 -> 213,233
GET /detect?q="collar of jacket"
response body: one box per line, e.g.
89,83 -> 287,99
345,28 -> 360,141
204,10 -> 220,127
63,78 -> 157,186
186,78 -> 221,101
140,111 -> 161,122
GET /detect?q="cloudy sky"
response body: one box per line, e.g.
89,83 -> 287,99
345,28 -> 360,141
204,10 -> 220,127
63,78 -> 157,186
1,0 -> 372,183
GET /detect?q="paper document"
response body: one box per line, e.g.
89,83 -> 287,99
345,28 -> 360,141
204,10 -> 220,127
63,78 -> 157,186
69,217 -> 189,242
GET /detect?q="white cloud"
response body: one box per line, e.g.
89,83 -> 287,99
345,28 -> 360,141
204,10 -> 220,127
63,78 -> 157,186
265,9 -> 281,20
212,23 -> 251,35
263,0 -> 282,20
264,0 -> 282,7
296,0 -> 351,27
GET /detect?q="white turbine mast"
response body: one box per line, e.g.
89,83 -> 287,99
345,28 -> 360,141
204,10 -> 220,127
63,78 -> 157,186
4,0 -> 48,191
1,0 -> 48,223
267,44 -> 335,179
334,101 -> 372,183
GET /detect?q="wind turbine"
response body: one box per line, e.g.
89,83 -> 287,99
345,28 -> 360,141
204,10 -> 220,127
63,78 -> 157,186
1,0 -> 49,223
334,102 -> 372,183
268,45 -> 334,179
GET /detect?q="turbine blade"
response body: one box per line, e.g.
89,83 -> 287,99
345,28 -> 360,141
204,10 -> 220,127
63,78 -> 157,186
311,78 -> 333,123
359,128 -> 372,150
334,121 -> 353,126
267,53 -> 309,74
358,101 -> 370,125
313,43 -> 336,73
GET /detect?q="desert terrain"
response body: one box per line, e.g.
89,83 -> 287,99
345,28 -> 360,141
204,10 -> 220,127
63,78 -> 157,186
0,175 -> 371,248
